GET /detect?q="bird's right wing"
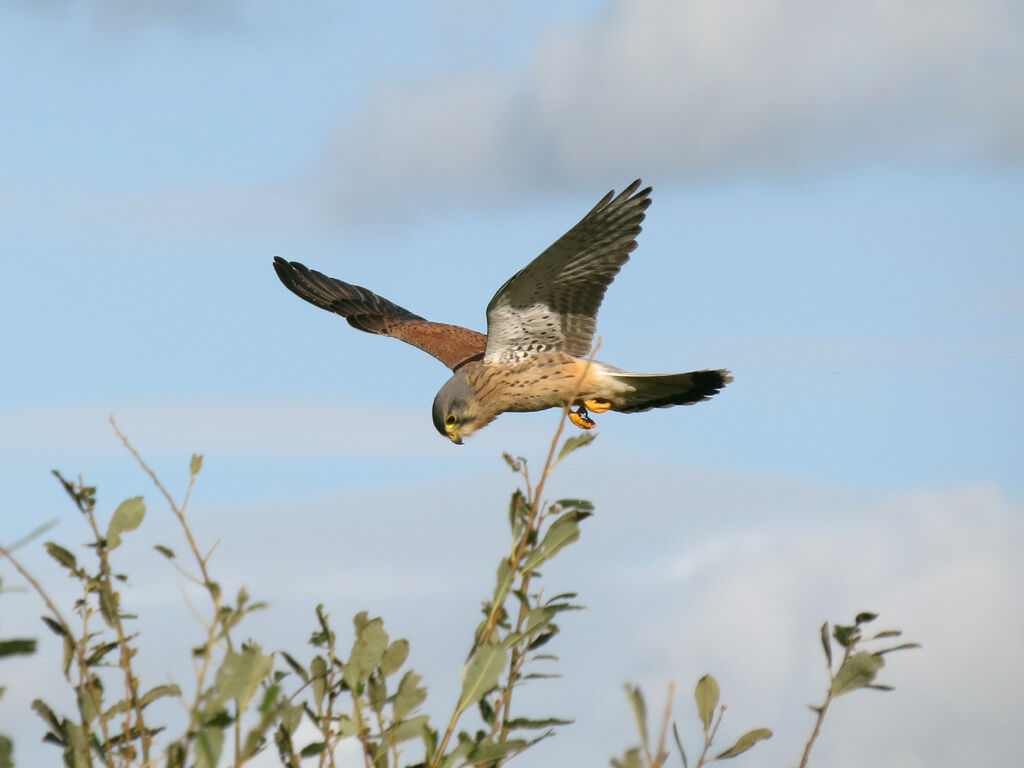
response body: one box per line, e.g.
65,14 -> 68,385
273,257 -> 487,371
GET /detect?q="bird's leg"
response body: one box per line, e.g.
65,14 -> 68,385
582,398 -> 611,413
569,403 -> 597,430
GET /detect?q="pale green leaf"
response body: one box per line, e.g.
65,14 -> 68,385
139,683 -> 182,707
715,728 -> 773,759
343,616 -> 388,689
393,670 -> 427,721
831,651 -> 884,696
380,638 -> 409,677
468,739 -> 527,764
44,542 -> 77,571
310,655 -> 328,709
0,734 -> 12,768
386,714 -> 430,744
557,431 -> 596,462
194,727 -> 224,768
624,683 -> 649,752
106,496 -> 145,550
457,643 -> 506,711
820,622 -> 832,668
521,514 -> 581,571
215,645 -> 273,709
695,675 -> 719,731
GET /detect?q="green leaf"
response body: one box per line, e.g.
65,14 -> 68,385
279,651 -> 309,683
0,639 -> 36,658
673,721 -> 689,768
97,586 -> 118,627
154,545 -> 176,560
31,699 -> 62,735
41,616 -> 67,637
85,640 -> 119,666
833,624 -> 857,648
624,684 -> 649,752
102,699 -> 131,719
65,723 -> 88,768
467,739 -> 528,764
343,616 -> 388,689
695,674 -> 719,731
491,557 -> 514,610
715,728 -> 773,759
380,638 -> 410,677
819,622 -> 832,668
386,714 -> 430,744
44,542 -> 77,571
831,651 -> 884,696
61,635 -> 73,677
504,716 -> 573,730
876,642 -> 922,656
190,454 -> 204,476
194,726 -> 225,768
457,643 -> 506,711
0,734 -> 12,768
299,741 -> 325,757
393,670 -> 427,721
310,655 -> 328,709
106,496 -> 145,550
521,512 -> 582,571
523,606 -> 555,635
872,629 -> 902,640
855,612 -> 878,625
215,645 -> 274,709
557,431 -> 596,462
611,746 -> 644,768
502,453 -> 523,472
77,686 -> 98,724
368,674 -> 387,713
139,683 -> 182,707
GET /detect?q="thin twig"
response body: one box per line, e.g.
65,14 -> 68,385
798,645 -> 848,768
694,705 -> 725,768
652,681 -> 676,767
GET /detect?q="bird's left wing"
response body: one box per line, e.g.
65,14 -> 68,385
274,257 -> 486,371
483,180 -> 652,363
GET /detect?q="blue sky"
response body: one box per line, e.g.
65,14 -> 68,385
2,2 -> 1022,767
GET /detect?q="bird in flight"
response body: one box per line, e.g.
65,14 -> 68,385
273,180 -> 730,444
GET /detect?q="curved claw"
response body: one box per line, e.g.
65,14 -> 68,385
583,398 -> 611,413
569,405 -> 597,430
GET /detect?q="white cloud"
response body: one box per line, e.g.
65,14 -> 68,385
321,0 -> 1024,212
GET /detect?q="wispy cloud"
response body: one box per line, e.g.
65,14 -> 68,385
320,0 -> 1024,214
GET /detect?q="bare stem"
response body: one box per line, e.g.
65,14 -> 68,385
694,705 -> 725,768
798,645 -> 849,768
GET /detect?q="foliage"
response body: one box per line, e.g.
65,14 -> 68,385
0,409 -> 919,768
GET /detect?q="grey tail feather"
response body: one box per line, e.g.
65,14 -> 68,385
608,369 -> 732,413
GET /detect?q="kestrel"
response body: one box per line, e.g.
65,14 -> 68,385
273,180 -> 730,444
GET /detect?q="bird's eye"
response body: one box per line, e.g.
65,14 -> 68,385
445,414 -> 457,427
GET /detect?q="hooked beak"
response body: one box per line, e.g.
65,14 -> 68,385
445,425 -> 463,445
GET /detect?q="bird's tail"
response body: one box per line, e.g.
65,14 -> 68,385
604,369 -> 732,412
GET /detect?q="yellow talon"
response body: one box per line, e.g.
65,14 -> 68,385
569,407 -> 597,430
583,398 -> 611,413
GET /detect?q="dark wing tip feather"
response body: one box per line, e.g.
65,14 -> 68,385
272,257 -> 425,334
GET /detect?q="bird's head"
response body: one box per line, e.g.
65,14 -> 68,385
432,373 -> 491,444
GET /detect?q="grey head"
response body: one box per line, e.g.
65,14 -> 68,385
432,372 -> 490,445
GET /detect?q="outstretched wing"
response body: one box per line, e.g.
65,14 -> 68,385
273,257 -> 487,371
483,180 -> 652,363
